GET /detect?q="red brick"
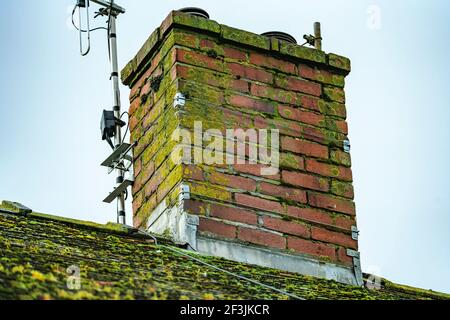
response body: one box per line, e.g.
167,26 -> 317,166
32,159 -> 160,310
278,105 -> 325,127
234,163 -> 281,180
260,182 -> 307,203
144,170 -> 163,197
210,172 -> 256,192
229,63 -> 273,84
176,33 -> 198,48
311,227 -> 357,249
250,83 -> 298,105
183,165 -> 204,181
300,95 -> 320,112
129,114 -> 140,133
223,108 -> 253,128
298,64 -> 344,87
331,181 -> 354,199
324,86 -> 346,103
184,200 -> 208,215
129,97 -> 141,115
134,157 -> 142,177
176,64 -> 248,93
228,94 -> 275,114
287,206 -> 353,231
235,194 -> 284,214
254,116 -> 302,138
263,216 -> 310,238
238,227 -> 286,249
280,153 -> 305,170
300,126 -> 329,145
306,159 -> 353,182
281,136 -> 328,159
210,203 -> 258,225
330,150 -> 352,167
176,48 -> 226,73
298,64 -> 321,80
132,191 -> 143,214
224,46 -> 247,61
308,192 -> 356,216
287,206 -> 334,225
334,216 -> 355,230
199,218 -> 237,239
141,161 -> 156,185
129,84 -> 141,100
335,120 -> 348,135
337,247 -> 354,265
136,51 -> 162,87
287,237 -> 336,260
275,75 -> 322,96
282,171 -> 329,192
249,52 -> 296,74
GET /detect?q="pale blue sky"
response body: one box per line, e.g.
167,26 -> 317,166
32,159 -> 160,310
0,0 -> 449,293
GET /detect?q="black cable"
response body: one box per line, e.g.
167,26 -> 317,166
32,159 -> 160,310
120,112 -> 130,143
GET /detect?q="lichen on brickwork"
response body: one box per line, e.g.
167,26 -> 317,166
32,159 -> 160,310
119,9 -> 367,274
122,11 -> 352,86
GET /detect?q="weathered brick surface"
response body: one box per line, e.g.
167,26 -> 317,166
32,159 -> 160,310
123,16 -> 356,266
199,218 -> 237,239
287,237 -> 336,260
238,227 -> 286,250
263,216 -> 310,238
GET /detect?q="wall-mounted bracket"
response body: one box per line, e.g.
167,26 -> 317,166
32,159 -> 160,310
101,143 -> 133,168
344,140 -> 351,153
174,92 -> 186,109
351,226 -> 360,241
180,184 -> 191,201
103,179 -> 134,204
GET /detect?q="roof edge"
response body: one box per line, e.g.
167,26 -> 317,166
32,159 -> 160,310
0,201 -> 153,240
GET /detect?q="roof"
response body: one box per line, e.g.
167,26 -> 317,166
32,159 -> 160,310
0,201 -> 448,300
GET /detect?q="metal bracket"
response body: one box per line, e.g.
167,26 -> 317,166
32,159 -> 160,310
174,92 -> 186,109
90,0 -> 126,15
181,184 -> 191,201
351,226 -> 360,241
347,249 -> 364,287
343,140 -> 351,153
101,142 -> 135,174
103,179 -> 134,204
101,143 -> 133,166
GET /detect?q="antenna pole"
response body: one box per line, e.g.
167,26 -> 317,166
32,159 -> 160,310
108,11 -> 126,225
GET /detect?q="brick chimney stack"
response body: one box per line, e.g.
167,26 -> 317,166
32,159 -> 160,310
121,10 -> 362,286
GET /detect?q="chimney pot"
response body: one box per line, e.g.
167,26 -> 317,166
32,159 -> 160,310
261,31 -> 297,44
178,7 -> 210,19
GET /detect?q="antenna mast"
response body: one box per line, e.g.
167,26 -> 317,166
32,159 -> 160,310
74,0 -> 132,225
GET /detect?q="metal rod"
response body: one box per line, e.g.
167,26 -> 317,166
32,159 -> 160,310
79,0 -> 91,56
91,0 -> 125,14
108,13 -> 126,225
314,22 -> 322,51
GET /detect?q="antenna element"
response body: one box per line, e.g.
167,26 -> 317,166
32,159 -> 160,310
73,0 -> 131,225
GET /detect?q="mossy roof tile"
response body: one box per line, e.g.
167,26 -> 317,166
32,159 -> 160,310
0,204 -> 448,300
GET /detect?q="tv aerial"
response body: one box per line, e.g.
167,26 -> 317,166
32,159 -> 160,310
73,0 -> 133,225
